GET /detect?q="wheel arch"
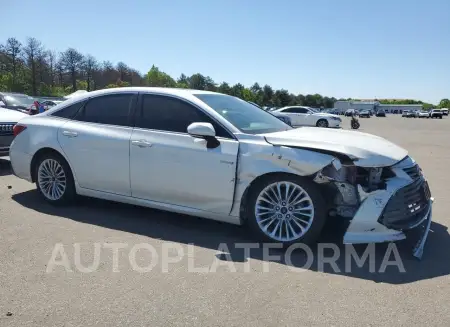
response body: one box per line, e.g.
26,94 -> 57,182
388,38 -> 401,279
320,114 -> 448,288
316,118 -> 328,126
30,147 -> 75,183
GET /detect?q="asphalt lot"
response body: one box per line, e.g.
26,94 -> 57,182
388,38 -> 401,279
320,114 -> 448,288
1,115 -> 449,326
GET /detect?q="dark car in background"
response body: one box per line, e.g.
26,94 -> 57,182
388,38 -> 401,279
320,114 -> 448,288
375,110 -> 386,117
359,110 -> 371,118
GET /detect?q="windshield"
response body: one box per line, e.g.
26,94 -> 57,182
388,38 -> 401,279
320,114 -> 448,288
4,94 -> 35,107
194,94 -> 292,134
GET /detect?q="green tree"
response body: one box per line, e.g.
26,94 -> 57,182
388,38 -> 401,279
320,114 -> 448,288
189,73 -> 207,90
146,65 -> 176,87
438,99 -> 450,108
217,82 -> 231,95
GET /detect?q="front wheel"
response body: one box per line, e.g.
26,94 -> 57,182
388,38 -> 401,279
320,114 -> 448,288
35,153 -> 76,205
245,175 -> 327,246
316,119 -> 329,128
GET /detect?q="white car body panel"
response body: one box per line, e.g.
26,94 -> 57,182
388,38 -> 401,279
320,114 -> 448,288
229,133 -> 336,217
0,108 -> 28,121
9,87 -> 432,252
129,128 -> 239,214
263,127 -> 408,167
57,120 -> 133,196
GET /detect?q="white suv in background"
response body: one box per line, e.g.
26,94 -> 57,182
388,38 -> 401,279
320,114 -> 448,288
272,106 -> 341,128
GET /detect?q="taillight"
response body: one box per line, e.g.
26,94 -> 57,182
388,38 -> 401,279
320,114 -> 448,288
13,124 -> 27,137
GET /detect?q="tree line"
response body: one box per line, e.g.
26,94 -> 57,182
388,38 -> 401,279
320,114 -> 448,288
0,36 -> 446,108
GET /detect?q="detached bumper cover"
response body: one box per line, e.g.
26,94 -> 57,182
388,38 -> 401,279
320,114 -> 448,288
343,156 -> 433,259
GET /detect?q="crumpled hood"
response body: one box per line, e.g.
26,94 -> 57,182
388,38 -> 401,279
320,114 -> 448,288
262,127 -> 408,167
0,108 -> 28,122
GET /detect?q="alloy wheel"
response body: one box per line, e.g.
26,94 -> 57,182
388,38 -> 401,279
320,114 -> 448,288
254,181 -> 314,242
37,159 -> 67,201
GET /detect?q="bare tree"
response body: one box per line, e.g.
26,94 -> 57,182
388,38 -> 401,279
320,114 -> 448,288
56,58 -> 65,87
60,48 -> 84,91
4,37 -> 22,88
47,51 -> 57,88
83,54 -> 98,91
116,61 -> 129,82
23,37 -> 44,95
36,51 -> 48,86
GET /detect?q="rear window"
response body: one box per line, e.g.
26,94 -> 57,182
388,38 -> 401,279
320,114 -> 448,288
51,101 -> 86,119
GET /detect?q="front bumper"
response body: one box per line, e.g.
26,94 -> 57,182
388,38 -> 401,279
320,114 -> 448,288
329,120 -> 341,128
343,157 -> 433,259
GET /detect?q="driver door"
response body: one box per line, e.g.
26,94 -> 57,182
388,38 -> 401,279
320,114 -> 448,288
129,93 -> 239,215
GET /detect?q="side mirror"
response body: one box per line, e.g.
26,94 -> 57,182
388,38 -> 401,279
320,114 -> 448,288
187,122 -> 220,148
187,122 -> 216,138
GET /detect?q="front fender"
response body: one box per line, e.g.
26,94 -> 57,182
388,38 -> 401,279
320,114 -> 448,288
229,140 -> 336,218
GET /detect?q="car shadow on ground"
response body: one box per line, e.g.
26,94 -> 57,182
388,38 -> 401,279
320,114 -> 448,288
0,158 -> 12,177
12,190 -> 450,284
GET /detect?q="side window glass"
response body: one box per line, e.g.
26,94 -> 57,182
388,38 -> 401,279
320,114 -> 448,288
51,100 -> 87,119
284,107 -> 302,113
75,94 -> 134,126
137,95 -> 231,138
298,108 -> 308,113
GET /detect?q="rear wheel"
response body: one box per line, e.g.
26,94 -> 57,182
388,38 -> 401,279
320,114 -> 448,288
35,153 -> 76,205
316,119 -> 329,128
245,175 -> 327,246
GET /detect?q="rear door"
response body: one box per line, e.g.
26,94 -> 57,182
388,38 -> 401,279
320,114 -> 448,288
57,92 -> 137,196
278,107 -> 303,126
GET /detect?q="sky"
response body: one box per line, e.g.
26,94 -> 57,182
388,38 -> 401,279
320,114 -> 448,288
2,0 -> 450,104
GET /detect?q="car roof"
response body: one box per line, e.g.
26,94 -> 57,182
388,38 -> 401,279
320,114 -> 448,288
67,87 -> 219,99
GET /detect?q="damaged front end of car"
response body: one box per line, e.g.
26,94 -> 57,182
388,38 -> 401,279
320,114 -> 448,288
313,155 -> 434,259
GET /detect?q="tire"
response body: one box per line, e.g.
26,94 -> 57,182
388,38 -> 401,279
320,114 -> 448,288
34,152 -> 76,205
439,116 -> 443,119
245,175 -> 327,246
316,119 -> 329,128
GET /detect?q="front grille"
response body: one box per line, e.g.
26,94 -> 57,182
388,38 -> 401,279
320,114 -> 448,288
378,177 -> 431,230
403,164 -> 421,180
0,123 -> 14,136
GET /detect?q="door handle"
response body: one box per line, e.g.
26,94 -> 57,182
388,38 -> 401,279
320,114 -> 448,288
131,140 -> 152,148
62,130 -> 78,138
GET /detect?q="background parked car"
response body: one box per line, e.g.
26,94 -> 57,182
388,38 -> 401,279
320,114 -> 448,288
272,106 -> 342,128
0,92 -> 35,114
0,106 -> 28,157
375,110 -> 386,117
403,110 -> 417,118
344,109 -> 357,117
418,111 -> 429,118
429,109 -> 443,119
39,100 -> 64,111
359,110 -> 371,118
441,108 -> 448,116
247,101 -> 292,126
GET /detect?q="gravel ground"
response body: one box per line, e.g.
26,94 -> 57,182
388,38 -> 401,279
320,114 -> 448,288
0,115 -> 449,326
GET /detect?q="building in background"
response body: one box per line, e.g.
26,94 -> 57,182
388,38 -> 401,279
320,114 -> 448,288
333,100 -> 422,113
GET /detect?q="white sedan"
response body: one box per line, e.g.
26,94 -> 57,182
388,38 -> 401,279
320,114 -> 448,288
9,87 -> 433,257
272,106 -> 342,128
